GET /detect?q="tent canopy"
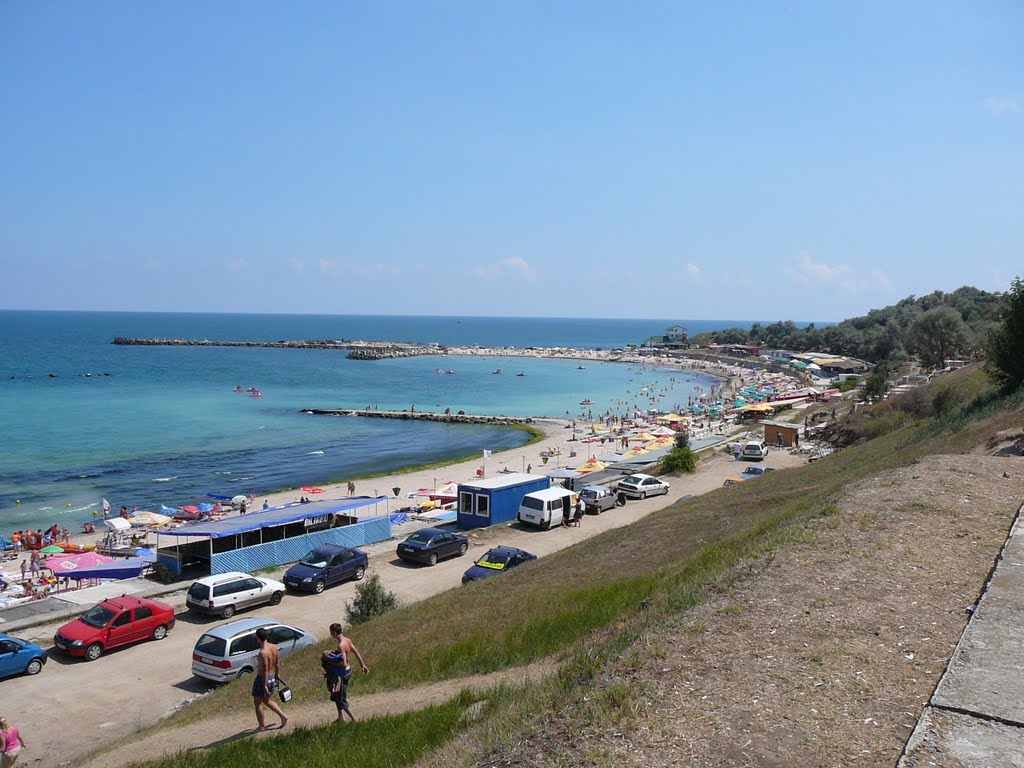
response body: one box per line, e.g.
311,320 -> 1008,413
67,558 -> 151,580
157,496 -> 386,539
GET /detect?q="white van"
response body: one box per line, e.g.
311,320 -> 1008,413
741,440 -> 770,461
517,488 -> 577,530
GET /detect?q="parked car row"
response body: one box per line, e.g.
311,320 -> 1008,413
8,469 -> 684,680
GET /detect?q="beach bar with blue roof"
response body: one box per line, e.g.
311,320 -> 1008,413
154,496 -> 390,577
456,473 -> 549,530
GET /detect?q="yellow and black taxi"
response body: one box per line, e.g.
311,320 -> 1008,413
461,546 -> 536,584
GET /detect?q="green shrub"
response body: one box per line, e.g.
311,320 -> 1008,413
661,432 -> 698,473
837,376 -> 860,393
346,573 -> 400,625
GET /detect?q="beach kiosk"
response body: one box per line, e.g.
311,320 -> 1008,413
456,473 -> 550,530
153,496 -> 390,578
760,420 -> 800,448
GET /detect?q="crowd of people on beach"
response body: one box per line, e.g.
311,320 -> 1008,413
3,525 -> 71,555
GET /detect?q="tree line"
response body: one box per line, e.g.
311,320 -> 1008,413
690,285 -> 1009,370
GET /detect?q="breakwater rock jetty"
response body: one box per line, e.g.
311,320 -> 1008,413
303,408 -> 532,425
111,337 -> 435,359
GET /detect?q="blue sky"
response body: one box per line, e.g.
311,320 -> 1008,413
1,2 -> 1020,321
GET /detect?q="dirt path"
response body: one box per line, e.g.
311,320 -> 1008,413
85,659 -> 557,768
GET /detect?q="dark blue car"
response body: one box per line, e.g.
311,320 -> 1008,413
283,545 -> 368,593
396,527 -> 468,566
0,632 -> 47,678
462,546 -> 536,584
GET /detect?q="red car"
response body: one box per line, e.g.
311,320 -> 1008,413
53,595 -> 176,661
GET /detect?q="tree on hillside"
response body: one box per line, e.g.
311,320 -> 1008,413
985,277 -> 1024,389
864,366 -> 890,401
908,306 -> 970,369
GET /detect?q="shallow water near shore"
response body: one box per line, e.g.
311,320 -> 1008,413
0,311 -> 733,532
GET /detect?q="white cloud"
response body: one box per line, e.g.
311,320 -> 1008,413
983,96 -> 1020,116
229,258 -> 249,271
503,257 -> 535,278
289,257 -> 304,273
786,251 -> 855,290
787,252 -> 894,295
474,257 -> 536,281
684,263 -> 701,281
870,270 -> 893,291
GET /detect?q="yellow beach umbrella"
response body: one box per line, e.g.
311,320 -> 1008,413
656,413 -> 686,422
574,458 -> 608,472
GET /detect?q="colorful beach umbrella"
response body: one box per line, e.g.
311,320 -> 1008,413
39,545 -> 64,554
46,552 -> 114,572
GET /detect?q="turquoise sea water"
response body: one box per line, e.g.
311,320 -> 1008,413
0,311 -> 743,533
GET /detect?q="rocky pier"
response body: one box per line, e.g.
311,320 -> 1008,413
111,337 -> 436,359
302,408 -> 532,425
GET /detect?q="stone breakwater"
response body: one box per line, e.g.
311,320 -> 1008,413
111,337 -> 434,359
302,408 -> 532,425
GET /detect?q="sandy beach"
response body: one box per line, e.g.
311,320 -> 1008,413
1,349 -> 799,596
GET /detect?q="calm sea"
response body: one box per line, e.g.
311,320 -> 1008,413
0,311 -> 749,533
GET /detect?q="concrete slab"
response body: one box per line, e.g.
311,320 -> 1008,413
900,507 -> 1024,767
931,518 -> 1024,724
901,708 -> 1024,768
50,580 -> 143,606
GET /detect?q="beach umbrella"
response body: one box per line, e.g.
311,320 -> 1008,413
39,545 -> 64,554
130,511 -> 172,527
655,413 -> 685,422
46,551 -> 114,572
231,495 -> 248,505
573,458 -> 608,472
597,453 -> 625,463
650,426 -> 676,436
300,486 -> 325,494
434,482 -> 459,498
629,432 -> 657,442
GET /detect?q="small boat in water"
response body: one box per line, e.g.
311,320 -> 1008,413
577,365 -> 585,370
516,372 -> 527,377
580,398 -> 593,405
492,369 -> 503,374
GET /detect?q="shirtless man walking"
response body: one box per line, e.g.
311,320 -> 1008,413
253,626 -> 288,732
322,622 -> 369,722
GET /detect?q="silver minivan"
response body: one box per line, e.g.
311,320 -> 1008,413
191,617 -> 317,682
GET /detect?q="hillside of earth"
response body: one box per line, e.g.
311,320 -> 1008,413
75,360 -> 1024,768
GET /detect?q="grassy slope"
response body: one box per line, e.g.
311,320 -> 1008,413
133,368 -> 1024,768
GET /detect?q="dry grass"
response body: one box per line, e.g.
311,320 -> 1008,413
463,455 -> 1024,767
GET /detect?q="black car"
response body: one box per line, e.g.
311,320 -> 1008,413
462,546 -> 537,583
396,527 -> 469,566
284,545 -> 368,593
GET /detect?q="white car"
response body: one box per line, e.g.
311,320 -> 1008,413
741,440 -> 770,461
185,572 -> 286,619
616,473 -> 670,500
